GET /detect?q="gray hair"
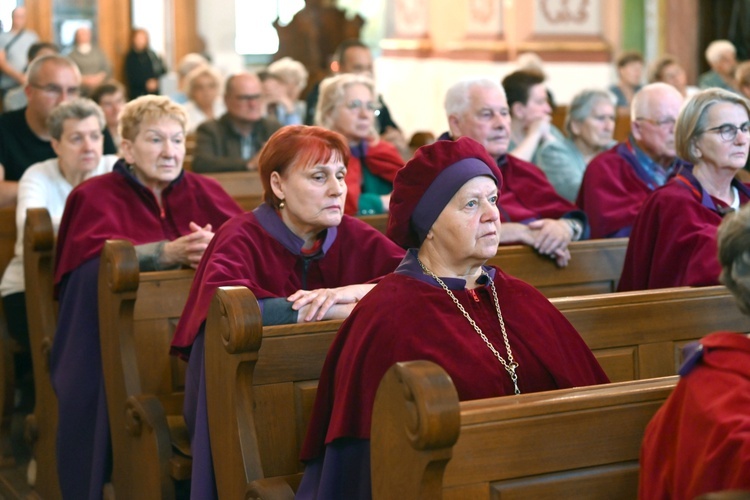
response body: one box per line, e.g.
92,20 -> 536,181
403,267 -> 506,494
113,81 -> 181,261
26,54 -> 80,87
315,73 -> 377,132
177,53 -> 209,79
46,98 -> 105,141
444,77 -> 506,117
718,203 -> 750,316
267,57 -> 309,94
705,40 -> 736,65
564,89 -> 616,138
675,88 -> 750,164
184,64 -> 222,99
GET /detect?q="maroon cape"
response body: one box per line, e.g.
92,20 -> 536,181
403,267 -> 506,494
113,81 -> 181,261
54,162 -> 243,284
639,332 -> 750,499
498,154 -> 580,222
617,172 -> 750,291
345,140 -> 403,215
169,208 -> 405,357
576,144 -> 651,238
300,263 -> 609,461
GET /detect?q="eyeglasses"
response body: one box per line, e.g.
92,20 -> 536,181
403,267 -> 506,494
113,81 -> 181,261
232,93 -> 262,102
343,99 -> 381,112
31,84 -> 81,98
635,116 -> 677,131
703,121 -> 750,142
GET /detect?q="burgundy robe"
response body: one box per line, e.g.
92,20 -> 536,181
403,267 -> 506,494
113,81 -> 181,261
170,203 -> 405,356
617,169 -> 750,291
576,142 -> 691,239
170,203 -> 405,499
639,332 -> 750,499
298,251 -> 609,495
50,161 -> 241,500
55,162 -> 243,284
345,139 -> 403,215
497,154 -> 583,223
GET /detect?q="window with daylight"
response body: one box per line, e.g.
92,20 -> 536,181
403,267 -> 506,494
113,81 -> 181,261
235,0 -> 305,55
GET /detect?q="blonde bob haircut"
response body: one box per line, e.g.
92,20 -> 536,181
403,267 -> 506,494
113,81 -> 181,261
119,95 -> 188,142
675,88 -> 750,164
314,73 -> 378,139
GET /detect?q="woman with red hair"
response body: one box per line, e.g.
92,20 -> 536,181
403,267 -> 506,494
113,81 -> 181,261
171,125 -> 405,499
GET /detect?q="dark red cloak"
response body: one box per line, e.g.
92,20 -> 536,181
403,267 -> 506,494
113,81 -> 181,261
639,332 -> 750,499
54,162 -> 243,285
617,170 -> 750,291
169,206 -> 405,357
498,154 -> 581,222
300,261 -> 609,461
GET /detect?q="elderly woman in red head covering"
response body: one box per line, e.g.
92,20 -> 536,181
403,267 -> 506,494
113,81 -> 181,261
297,137 -> 609,498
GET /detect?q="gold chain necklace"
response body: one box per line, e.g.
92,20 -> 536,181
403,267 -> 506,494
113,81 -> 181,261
417,258 -> 520,394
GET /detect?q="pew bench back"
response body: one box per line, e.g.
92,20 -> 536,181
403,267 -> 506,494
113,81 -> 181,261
23,208 -> 61,499
98,240 -> 196,498
204,283 -> 740,498
490,238 -> 628,298
371,360 -> 677,499
555,285 -> 749,382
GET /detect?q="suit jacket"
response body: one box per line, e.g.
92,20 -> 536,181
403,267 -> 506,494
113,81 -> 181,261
192,113 -> 281,173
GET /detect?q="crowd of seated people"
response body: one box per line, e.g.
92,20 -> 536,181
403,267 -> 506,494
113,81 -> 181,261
0,16 -> 749,497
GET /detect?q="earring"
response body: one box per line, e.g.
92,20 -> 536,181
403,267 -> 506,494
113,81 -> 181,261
279,200 -> 285,209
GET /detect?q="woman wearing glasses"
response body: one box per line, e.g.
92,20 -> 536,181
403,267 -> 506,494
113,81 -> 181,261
618,88 -> 750,291
315,73 -> 404,215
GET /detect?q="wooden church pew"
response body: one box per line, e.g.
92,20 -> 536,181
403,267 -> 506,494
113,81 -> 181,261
98,240 -> 195,499
203,283 -> 739,497
489,237 -> 628,298
22,208 -> 61,499
557,285 -> 749,382
199,171 -> 264,211
371,360 -> 677,499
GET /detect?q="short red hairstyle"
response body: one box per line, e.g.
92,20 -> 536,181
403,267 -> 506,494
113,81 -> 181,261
258,125 -> 350,209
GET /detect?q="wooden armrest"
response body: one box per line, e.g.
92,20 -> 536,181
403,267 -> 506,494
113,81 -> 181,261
246,477 -> 295,500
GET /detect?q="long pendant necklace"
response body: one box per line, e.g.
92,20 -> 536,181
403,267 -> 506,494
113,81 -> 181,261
417,258 -> 520,395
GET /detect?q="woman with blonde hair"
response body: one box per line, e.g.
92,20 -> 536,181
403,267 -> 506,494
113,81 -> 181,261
51,95 -> 242,498
315,73 -> 404,215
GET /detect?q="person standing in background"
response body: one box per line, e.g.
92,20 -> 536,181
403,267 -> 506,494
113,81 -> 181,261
0,7 -> 39,100
67,27 -> 111,96
124,28 -> 166,99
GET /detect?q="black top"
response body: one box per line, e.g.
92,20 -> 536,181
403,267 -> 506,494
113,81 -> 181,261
0,108 -> 56,181
124,49 -> 166,99
103,128 -> 117,155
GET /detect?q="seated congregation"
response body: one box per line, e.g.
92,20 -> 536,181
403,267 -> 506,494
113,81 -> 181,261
2,30 -> 750,499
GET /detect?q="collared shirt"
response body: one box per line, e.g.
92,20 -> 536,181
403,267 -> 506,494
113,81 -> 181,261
626,136 -> 674,189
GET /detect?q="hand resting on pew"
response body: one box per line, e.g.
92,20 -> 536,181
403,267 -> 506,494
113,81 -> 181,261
288,283 -> 375,322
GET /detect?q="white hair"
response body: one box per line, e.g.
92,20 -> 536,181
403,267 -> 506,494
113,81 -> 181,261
444,77 -> 506,117
267,57 -> 309,93
705,40 -> 736,65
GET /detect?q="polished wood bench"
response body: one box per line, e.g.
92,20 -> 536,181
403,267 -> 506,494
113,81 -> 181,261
98,240 -> 196,499
490,237 -> 628,298
371,360 -> 677,499
199,171 -> 264,211
203,283 -> 743,497
23,208 -> 61,499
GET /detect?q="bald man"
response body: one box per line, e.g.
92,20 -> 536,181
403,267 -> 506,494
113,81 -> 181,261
192,72 -> 281,173
577,83 -> 690,238
67,27 -> 111,95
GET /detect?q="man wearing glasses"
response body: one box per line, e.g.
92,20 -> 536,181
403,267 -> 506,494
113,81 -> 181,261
192,72 -> 281,173
0,54 -> 81,206
577,82 -> 689,238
